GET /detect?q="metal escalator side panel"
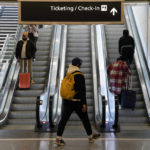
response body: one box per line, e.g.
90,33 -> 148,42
53,25 -> 68,125
0,61 -> 19,126
3,26 -> 53,130
125,6 -> 150,119
39,25 -> 62,124
90,25 -> 102,128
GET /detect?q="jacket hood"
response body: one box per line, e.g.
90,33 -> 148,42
67,64 -> 80,74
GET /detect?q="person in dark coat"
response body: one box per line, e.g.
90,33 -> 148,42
119,29 -> 135,65
15,32 -> 36,84
54,57 -> 100,146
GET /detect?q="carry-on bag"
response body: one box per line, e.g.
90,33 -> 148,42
121,75 -> 136,110
19,59 -> 30,89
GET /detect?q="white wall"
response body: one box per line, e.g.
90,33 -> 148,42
132,4 -> 150,70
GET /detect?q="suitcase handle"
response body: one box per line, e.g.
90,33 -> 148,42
126,72 -> 132,90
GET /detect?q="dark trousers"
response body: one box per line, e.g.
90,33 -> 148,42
118,94 -> 121,105
121,48 -> 134,65
57,100 -> 92,136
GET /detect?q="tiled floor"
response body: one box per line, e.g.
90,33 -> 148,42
1,126 -> 150,150
1,136 -> 150,150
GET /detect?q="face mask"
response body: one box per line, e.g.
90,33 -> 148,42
23,37 -> 27,41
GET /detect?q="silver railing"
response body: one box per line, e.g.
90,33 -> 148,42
0,25 -> 23,91
0,26 -> 23,126
39,25 -> 62,124
91,25 -> 103,127
125,6 -> 150,119
52,25 -> 67,125
0,35 -> 16,91
0,34 -> 9,62
97,25 -> 115,124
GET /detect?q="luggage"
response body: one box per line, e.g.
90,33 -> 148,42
19,59 -> 30,89
121,75 -> 136,110
121,89 -> 136,110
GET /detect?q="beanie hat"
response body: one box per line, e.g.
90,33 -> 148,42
72,57 -> 82,66
123,30 -> 129,36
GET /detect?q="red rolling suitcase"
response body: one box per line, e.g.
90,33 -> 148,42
19,60 -> 30,89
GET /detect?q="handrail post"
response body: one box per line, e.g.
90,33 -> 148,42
49,96 -> 54,129
101,96 -> 106,129
113,96 -> 120,132
36,96 -> 42,129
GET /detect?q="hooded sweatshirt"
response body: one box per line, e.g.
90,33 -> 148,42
66,65 -> 87,106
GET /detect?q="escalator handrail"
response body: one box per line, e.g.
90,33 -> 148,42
0,34 -> 9,63
0,35 -> 16,91
0,61 -> 19,126
39,25 -> 62,122
97,25 -> 115,123
52,25 -> 67,124
91,25 -> 102,127
48,25 -> 62,96
125,6 -> 150,118
0,26 -> 23,125
0,25 -> 23,91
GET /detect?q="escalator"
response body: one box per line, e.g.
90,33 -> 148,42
0,5 -> 18,51
0,6 -> 18,27
1,26 -> 53,130
64,25 -> 94,126
104,24 -> 149,131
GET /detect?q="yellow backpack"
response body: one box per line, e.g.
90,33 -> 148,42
60,72 -> 83,100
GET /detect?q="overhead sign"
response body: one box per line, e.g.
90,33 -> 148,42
18,0 -> 124,24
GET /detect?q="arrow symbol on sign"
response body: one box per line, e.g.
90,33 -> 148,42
110,8 -> 118,16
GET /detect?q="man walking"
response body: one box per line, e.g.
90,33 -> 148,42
119,29 -> 135,65
107,56 -> 131,106
54,57 -> 100,146
15,32 -> 36,84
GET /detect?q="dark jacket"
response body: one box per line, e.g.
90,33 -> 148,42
15,40 -> 36,59
119,35 -> 135,54
74,71 -> 86,106
65,65 -> 87,106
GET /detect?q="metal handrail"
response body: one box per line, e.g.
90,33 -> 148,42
91,25 -> 102,128
0,25 -> 23,91
0,61 -> 19,126
98,25 -> 115,124
52,25 -> 67,125
0,25 -> 22,62
0,25 -> 23,125
0,35 -> 17,91
39,25 -> 62,125
125,6 -> 150,119
0,34 -> 9,62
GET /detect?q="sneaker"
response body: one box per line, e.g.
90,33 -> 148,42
89,134 -> 101,143
54,138 -> 65,146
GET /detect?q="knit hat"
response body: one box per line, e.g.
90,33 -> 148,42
123,30 -> 129,36
22,32 -> 28,37
72,57 -> 82,66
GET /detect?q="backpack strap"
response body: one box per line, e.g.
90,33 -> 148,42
71,71 -> 84,77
